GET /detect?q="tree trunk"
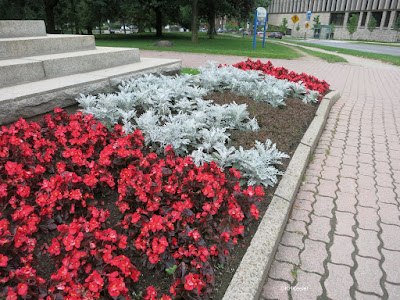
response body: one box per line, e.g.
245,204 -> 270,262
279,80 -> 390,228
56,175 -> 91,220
207,1 -> 216,39
191,0 -> 198,43
43,0 -> 60,33
155,7 -> 162,37
87,26 -> 93,35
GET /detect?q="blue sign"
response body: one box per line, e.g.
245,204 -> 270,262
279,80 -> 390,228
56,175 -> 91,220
307,11 -> 312,21
253,9 -> 268,50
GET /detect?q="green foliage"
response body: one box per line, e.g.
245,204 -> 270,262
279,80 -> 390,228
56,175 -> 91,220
225,20 -> 239,32
395,14 -> 400,31
330,22 -> 335,33
347,13 -> 359,36
165,265 -> 177,275
280,18 -> 288,33
312,15 -> 321,30
367,15 -> 377,32
296,24 -> 300,31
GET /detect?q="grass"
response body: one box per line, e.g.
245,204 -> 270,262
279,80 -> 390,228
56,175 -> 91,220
296,46 -> 348,63
94,32 -> 303,59
181,67 -> 200,75
283,40 -> 400,65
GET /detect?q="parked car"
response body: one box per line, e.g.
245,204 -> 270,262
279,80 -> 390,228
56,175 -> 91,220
268,32 -> 283,39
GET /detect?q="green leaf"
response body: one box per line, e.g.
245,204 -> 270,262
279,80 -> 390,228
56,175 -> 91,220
166,265 -> 177,275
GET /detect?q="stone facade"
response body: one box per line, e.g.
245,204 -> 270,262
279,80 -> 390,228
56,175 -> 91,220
268,0 -> 400,41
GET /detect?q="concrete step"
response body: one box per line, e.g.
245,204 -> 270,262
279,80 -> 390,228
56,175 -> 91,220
0,20 -> 46,38
0,47 -> 140,88
0,34 -> 96,59
0,57 -> 182,125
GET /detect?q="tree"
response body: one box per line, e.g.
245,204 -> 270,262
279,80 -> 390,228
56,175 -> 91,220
280,18 -> 288,34
347,13 -> 359,39
312,15 -> 320,30
329,22 -> 335,39
296,24 -> 300,32
191,0 -> 199,43
367,15 -> 377,32
395,13 -> 400,41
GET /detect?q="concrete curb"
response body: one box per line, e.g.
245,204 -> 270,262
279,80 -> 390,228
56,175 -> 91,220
222,89 -> 340,300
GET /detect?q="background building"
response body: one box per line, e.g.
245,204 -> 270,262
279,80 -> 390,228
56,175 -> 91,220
268,0 -> 400,41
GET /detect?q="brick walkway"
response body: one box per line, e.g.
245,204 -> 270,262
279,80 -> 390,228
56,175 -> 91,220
143,50 -> 400,299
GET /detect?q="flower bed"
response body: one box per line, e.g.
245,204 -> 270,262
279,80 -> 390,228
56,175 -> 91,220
0,109 -> 264,299
232,59 -> 330,100
0,61 -> 327,299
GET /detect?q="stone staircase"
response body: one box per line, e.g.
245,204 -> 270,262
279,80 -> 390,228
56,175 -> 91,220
0,20 -> 181,125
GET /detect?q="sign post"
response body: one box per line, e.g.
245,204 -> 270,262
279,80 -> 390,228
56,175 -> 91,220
253,7 -> 267,50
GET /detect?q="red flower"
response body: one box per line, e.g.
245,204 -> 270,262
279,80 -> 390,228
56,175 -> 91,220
17,283 -> 28,295
0,254 -> 8,267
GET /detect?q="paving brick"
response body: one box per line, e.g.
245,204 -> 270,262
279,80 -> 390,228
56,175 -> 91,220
325,156 -> 342,168
268,260 -> 296,283
280,231 -> 304,249
318,179 -> 337,198
308,214 -> 331,243
335,211 -> 356,237
290,208 -> 310,223
357,189 -> 378,209
375,154 -> 390,164
355,255 -> 383,296
296,191 -> 315,202
299,182 -> 318,193
293,200 -> 313,212
358,163 -> 375,176
261,277 -> 290,300
359,144 -> 374,155
286,219 -> 307,234
374,143 -> 388,154
356,175 -> 376,191
359,153 -> 374,164
324,263 -> 353,300
330,234 -> 355,266
320,166 -> 340,182
390,159 -> 400,171
338,177 -> 357,194
392,170 -> 400,184
340,164 -> 358,179
333,131 -> 347,140
300,239 -> 328,274
375,161 -> 391,174
380,223 -> 400,251
346,138 -> 359,147
356,228 -> 381,260
378,202 -> 400,226
275,244 -> 300,265
313,195 -> 335,218
292,270 -> 323,300
356,206 -> 379,231
344,145 -> 359,156
342,154 -> 358,167
329,147 -> 344,157
336,191 -> 357,213
382,249 -> 400,284
304,175 -> 319,185
355,291 -> 381,300
376,186 -> 398,205
385,282 -> 400,299
375,172 -> 394,188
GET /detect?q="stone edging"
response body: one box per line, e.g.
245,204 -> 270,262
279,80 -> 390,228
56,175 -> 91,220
222,90 -> 341,300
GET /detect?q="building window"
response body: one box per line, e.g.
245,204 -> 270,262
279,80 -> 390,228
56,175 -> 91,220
330,13 -> 346,25
384,11 -> 391,28
360,12 -> 367,26
371,11 -> 383,27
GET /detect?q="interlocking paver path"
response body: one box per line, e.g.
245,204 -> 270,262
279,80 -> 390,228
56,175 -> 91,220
142,50 -> 400,299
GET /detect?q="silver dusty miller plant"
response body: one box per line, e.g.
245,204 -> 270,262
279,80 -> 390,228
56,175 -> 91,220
77,63 -> 321,187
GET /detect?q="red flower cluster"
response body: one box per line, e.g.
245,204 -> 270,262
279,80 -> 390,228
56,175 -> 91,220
0,108 -> 265,299
232,58 -> 330,101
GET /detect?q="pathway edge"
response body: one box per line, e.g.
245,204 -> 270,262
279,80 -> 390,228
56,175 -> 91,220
222,89 -> 340,300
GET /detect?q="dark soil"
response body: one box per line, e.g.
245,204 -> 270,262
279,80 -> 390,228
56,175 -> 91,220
22,91 -> 317,299
204,91 -> 317,299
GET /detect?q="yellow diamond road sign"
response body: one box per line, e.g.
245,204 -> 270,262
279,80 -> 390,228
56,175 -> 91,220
291,14 -> 299,23
305,23 -> 310,28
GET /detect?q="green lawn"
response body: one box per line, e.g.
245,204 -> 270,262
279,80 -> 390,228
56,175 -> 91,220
296,46 -> 348,63
284,40 -> 400,66
94,32 -> 303,59
181,67 -> 200,75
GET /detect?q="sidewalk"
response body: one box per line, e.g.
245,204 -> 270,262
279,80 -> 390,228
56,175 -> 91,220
142,50 -> 400,299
